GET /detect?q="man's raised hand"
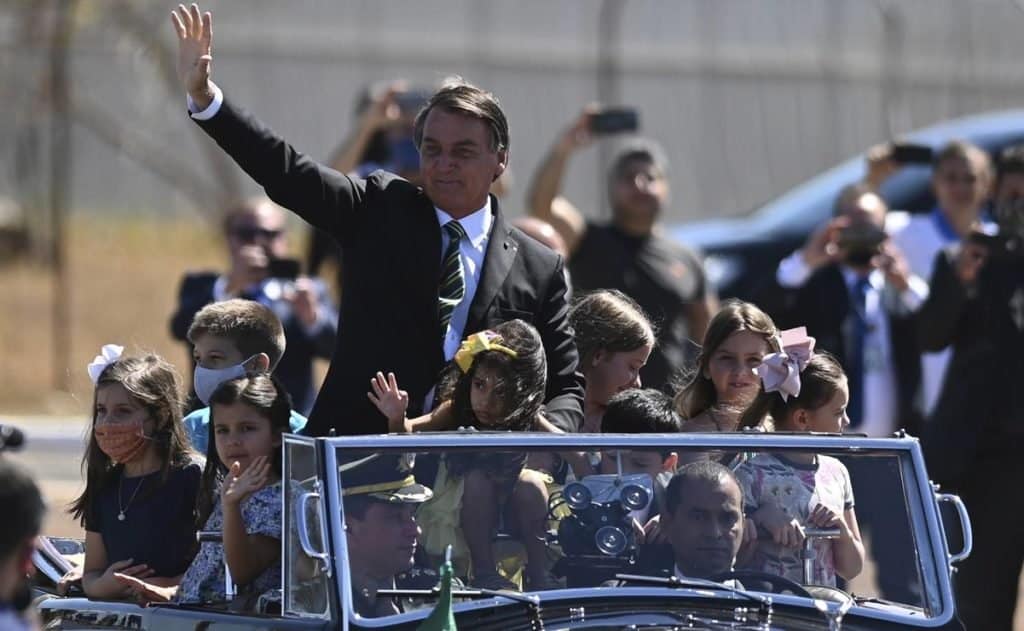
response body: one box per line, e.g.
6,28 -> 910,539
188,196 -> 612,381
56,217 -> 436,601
171,3 -> 214,109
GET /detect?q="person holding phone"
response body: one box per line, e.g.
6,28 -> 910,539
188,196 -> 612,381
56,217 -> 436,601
169,196 -> 338,414
779,184 -> 926,605
527,106 -> 718,391
777,140 -> 993,419
917,145 -> 1024,631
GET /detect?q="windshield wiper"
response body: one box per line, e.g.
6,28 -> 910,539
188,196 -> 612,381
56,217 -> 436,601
615,573 -> 774,619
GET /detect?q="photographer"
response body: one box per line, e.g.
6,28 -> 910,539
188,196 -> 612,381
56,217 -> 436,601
169,197 -> 338,414
781,141 -> 992,418
527,107 -> 717,391
918,145 -> 1024,631
0,459 -> 45,631
783,184 -> 925,438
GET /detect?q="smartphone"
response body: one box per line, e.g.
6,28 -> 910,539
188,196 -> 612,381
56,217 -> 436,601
589,108 -> 640,135
268,257 -> 301,280
889,142 -> 934,165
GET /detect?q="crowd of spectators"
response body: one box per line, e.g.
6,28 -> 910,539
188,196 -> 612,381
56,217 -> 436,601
1,5 -> 1021,629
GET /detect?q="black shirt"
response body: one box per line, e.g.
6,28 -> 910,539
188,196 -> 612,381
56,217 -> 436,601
87,461 -> 202,578
571,222 -> 708,390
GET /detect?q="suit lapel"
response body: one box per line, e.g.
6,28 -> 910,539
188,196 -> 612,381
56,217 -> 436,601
467,198 -> 518,332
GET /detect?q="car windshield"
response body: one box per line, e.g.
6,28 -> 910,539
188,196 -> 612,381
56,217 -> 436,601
324,434 -> 954,627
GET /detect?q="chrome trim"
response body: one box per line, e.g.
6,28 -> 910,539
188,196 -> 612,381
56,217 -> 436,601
322,431 -> 922,452
282,433 -> 334,621
321,442 -> 351,631
936,493 -> 973,565
296,489 -> 331,577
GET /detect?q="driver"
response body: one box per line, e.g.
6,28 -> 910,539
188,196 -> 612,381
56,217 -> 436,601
340,453 -> 436,618
659,461 -> 745,582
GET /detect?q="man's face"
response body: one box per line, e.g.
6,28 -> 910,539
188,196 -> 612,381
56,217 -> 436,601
419,108 -> 506,217
664,477 -> 744,579
610,157 -> 669,227
994,172 -> 1024,239
226,204 -> 289,274
933,155 -> 990,218
346,502 -> 421,580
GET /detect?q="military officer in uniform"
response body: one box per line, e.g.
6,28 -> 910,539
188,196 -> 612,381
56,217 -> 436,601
340,452 -> 442,618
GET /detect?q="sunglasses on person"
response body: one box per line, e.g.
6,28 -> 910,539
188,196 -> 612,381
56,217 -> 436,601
231,226 -> 285,242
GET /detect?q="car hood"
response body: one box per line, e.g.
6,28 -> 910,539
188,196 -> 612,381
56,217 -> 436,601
667,217 -> 768,253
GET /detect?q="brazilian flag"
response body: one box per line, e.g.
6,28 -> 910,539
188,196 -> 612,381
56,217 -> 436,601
416,546 -> 457,631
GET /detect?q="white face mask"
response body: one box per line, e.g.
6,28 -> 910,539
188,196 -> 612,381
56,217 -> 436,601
193,355 -> 257,405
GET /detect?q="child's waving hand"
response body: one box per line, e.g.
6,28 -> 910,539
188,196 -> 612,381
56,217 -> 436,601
221,456 -> 271,507
368,371 -> 409,433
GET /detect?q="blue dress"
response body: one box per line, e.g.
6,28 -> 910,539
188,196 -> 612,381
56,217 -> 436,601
176,482 -> 282,604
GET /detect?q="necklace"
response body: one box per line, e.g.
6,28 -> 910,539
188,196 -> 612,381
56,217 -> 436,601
117,474 -> 146,521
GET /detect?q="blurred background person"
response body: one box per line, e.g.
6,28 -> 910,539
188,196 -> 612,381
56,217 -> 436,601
779,141 -> 993,419
918,144 -> 1024,631
0,459 -> 45,631
780,184 -> 924,604
170,197 -> 337,414
308,81 -> 430,298
528,107 -> 717,391
781,184 -> 924,437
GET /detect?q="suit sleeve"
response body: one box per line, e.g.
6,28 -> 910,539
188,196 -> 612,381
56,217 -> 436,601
193,96 -> 368,247
917,248 -> 969,352
538,256 -> 585,432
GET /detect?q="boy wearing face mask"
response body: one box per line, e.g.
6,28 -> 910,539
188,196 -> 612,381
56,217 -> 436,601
183,300 -> 307,453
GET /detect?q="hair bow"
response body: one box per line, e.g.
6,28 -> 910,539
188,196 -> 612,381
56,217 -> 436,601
454,331 -> 518,373
87,344 -> 124,384
753,327 -> 815,401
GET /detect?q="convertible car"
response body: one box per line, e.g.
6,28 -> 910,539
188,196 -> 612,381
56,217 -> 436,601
30,431 -> 972,630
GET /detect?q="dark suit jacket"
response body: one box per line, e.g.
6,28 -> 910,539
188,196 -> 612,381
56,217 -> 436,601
785,264 -> 922,434
193,98 -> 584,435
917,246 -> 1024,484
168,272 -> 337,414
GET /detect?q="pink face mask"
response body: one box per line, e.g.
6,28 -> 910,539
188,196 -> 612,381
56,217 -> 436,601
94,420 -> 149,464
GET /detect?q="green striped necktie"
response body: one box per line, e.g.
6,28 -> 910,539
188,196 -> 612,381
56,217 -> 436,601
438,220 -> 467,341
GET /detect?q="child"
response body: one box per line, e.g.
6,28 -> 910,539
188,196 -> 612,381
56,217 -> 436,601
115,373 -> 290,607
569,290 -> 656,433
674,299 -> 779,433
69,346 -> 201,600
184,299 -> 307,453
368,319 -> 559,591
734,329 -> 865,587
598,389 -> 681,524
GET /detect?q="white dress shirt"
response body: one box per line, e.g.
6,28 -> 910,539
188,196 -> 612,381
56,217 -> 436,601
842,267 -> 898,438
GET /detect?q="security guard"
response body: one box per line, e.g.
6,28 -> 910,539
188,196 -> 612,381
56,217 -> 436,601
340,453 -> 441,618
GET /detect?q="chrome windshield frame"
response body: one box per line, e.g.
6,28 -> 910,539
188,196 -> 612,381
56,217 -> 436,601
317,431 -> 959,628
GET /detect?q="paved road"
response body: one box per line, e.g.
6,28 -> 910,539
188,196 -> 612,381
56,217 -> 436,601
3,415 -> 89,538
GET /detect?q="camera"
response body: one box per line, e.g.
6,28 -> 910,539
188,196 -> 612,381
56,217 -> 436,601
551,473 -> 652,587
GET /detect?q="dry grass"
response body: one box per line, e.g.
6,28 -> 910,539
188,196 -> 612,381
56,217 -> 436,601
0,216 -> 234,413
